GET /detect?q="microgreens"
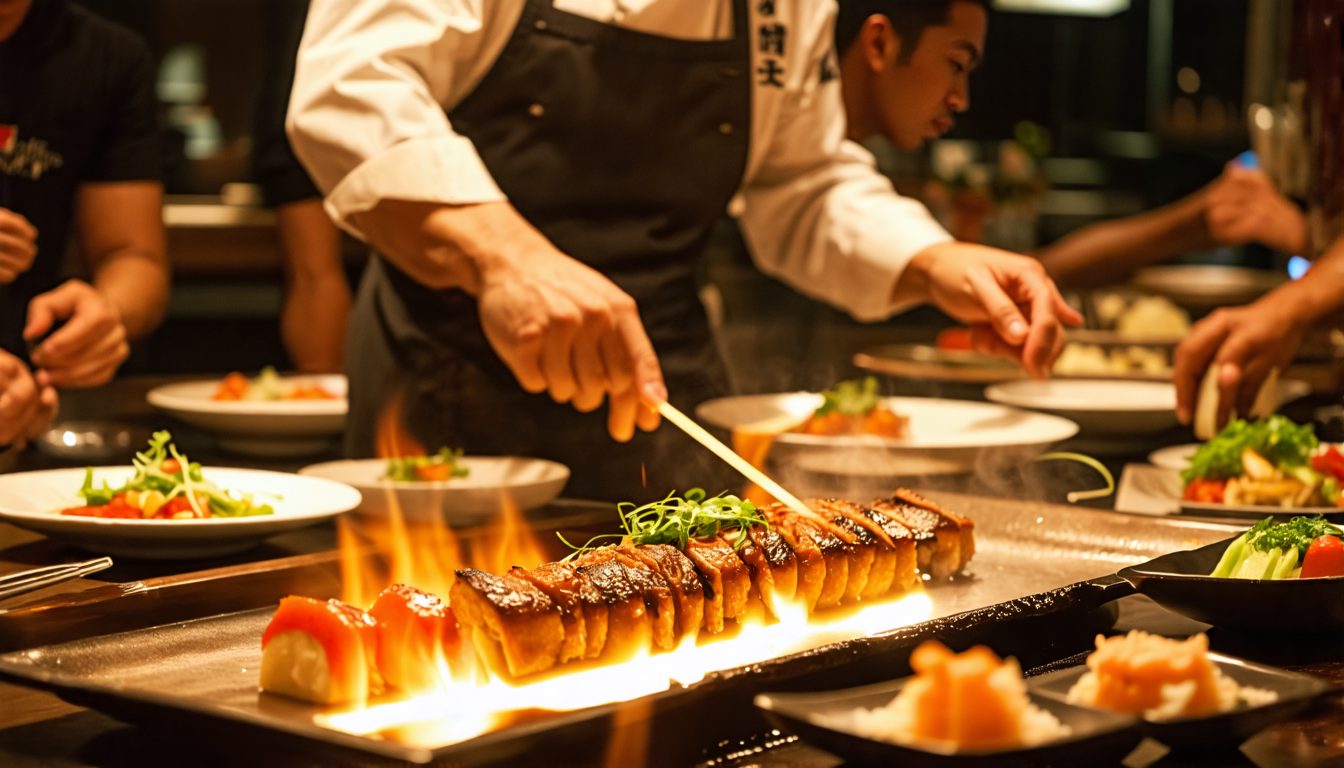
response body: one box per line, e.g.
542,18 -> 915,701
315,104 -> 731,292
560,488 -> 768,560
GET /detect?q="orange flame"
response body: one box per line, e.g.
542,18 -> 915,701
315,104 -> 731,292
314,391 -> 934,751
375,384 -> 425,459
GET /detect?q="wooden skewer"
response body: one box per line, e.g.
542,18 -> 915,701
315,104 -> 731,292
652,399 -> 814,519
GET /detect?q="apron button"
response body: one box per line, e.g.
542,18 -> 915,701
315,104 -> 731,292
718,122 -> 734,136
534,19 -> 548,31
529,103 -> 546,118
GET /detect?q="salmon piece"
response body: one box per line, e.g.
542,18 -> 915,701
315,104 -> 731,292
368,583 -> 460,693
450,569 -> 566,678
260,596 -> 383,705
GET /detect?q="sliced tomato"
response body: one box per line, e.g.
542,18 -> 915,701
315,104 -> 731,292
414,463 -> 452,482
1300,535 -> 1344,578
1182,478 -> 1226,504
154,496 -> 209,519
936,327 -> 973,350
1311,446 -> 1344,483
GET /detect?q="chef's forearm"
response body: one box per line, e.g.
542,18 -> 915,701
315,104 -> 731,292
93,251 -> 169,340
351,199 -> 549,293
1035,193 -> 1209,289
1273,235 -> 1344,324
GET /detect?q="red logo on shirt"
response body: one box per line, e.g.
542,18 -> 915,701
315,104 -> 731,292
0,125 -> 16,153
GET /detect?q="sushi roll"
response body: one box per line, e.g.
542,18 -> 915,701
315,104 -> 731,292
260,596 -> 383,705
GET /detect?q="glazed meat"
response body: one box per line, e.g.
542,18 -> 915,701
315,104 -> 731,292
450,490 -> 975,678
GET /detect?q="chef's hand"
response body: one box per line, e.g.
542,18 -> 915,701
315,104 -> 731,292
0,350 -> 58,448
476,241 -> 665,443
24,279 -> 130,388
903,242 -> 1082,378
1173,294 -> 1306,431
1203,165 -> 1306,255
0,208 -> 38,284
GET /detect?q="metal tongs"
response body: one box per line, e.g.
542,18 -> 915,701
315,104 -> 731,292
0,557 -> 113,602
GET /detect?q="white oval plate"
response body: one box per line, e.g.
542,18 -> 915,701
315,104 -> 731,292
298,456 -> 570,523
1117,464 -> 1339,519
0,467 -> 361,559
985,379 -> 1179,436
146,375 -> 347,457
1149,443 -> 1200,471
695,394 -> 1078,476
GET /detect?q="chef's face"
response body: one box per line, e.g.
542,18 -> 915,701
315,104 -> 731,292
870,2 -> 986,151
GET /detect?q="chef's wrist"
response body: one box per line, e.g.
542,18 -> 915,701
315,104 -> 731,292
892,244 -> 939,305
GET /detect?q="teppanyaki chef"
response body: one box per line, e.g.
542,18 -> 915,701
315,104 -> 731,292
286,0 -> 1079,500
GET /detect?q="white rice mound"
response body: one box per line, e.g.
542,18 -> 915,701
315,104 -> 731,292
825,658 -> 1070,750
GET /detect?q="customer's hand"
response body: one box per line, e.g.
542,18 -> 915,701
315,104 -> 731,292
906,242 -> 1082,378
25,279 -> 130,388
0,350 -> 58,447
1174,293 -> 1307,431
0,208 -> 37,284
1204,165 -> 1306,255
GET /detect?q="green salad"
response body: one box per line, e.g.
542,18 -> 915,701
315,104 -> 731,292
1209,516 -> 1344,579
64,430 -> 275,519
383,447 -> 470,482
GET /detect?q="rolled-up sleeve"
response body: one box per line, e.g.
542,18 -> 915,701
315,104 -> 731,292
738,4 -> 952,322
287,0 -> 512,238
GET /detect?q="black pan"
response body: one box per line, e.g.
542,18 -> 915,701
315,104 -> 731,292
1113,538 -> 1344,632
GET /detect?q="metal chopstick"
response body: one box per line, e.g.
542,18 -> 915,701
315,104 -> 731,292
0,556 -> 114,602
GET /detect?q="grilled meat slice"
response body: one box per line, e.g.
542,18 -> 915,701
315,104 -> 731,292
573,549 -> 653,661
734,525 -> 800,617
872,488 -> 974,578
610,547 -> 677,651
629,544 -> 706,641
683,537 -> 752,630
787,515 -> 851,609
847,504 -> 920,593
810,499 -> 887,602
512,562 -> 606,662
764,511 -> 826,610
747,526 -> 798,604
450,569 -> 564,678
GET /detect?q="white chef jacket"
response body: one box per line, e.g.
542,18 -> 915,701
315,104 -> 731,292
288,0 -> 954,322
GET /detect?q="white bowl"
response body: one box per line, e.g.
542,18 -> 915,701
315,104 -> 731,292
0,467 -> 361,559
298,457 -> 570,523
146,375 -> 347,457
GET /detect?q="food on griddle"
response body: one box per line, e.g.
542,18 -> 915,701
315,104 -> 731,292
1066,630 -> 1277,719
826,640 -> 1069,749
1209,516 -> 1344,579
369,584 -> 461,692
795,377 -> 908,438
59,430 -> 274,520
212,366 -> 338,401
260,596 -> 384,705
451,488 -> 974,678
1181,416 -> 1343,508
383,447 -> 470,482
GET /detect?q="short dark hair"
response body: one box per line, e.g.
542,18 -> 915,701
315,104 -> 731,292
834,0 -> 989,62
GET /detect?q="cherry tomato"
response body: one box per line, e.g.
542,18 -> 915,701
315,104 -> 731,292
1300,535 -> 1344,578
414,463 -> 452,482
1310,446 -> 1344,482
161,458 -> 181,475
936,327 -> 973,351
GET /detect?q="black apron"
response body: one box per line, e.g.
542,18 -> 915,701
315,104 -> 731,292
346,0 -> 752,502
